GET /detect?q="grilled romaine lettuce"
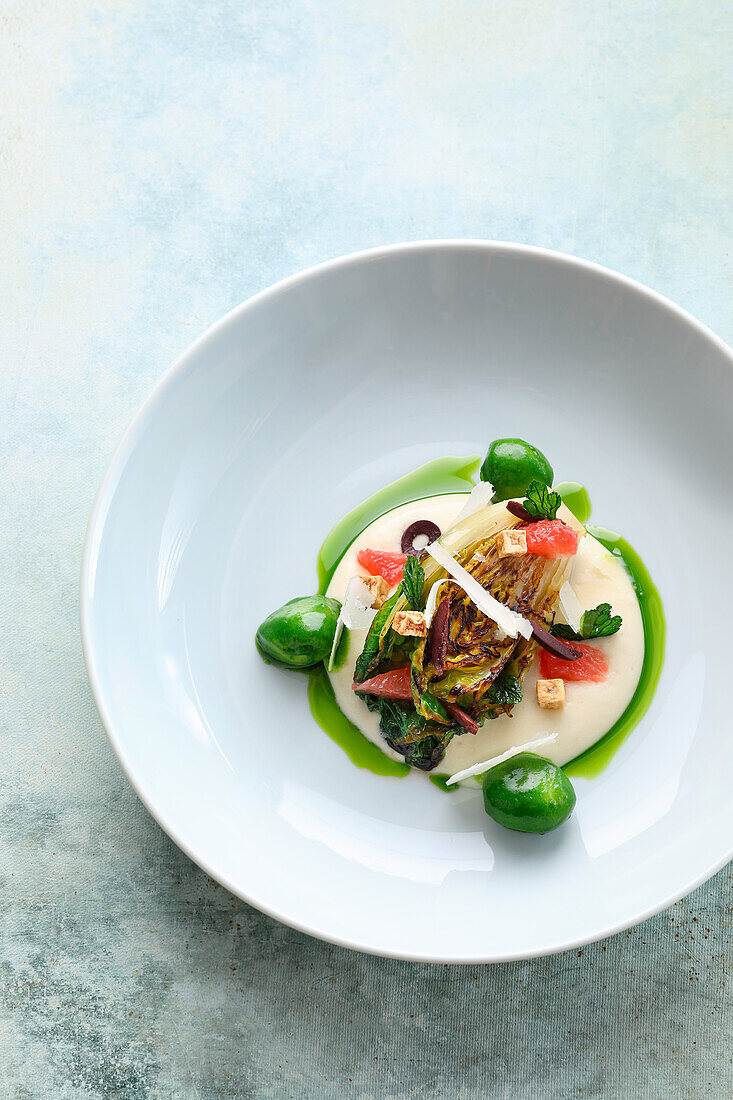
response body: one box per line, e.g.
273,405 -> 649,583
353,499 -> 582,763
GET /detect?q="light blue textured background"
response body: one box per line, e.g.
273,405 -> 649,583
2,2 -> 731,1097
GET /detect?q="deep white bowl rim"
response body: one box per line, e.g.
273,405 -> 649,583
80,239 -> 733,962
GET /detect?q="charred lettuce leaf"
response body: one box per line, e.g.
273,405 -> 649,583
373,698 -> 456,770
472,658 -> 527,722
410,638 -> 451,725
420,542 -> 571,704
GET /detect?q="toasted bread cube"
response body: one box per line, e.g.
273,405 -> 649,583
537,678 -> 565,709
362,575 -> 390,609
497,529 -> 528,558
393,610 -> 427,638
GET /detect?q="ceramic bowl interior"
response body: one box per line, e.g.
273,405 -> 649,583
82,242 -> 733,961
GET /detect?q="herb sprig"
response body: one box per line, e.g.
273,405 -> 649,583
400,555 -> 426,611
523,479 -> 562,521
552,602 -> 622,641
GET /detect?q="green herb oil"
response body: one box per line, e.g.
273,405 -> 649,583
555,481 -> 592,524
317,455 -> 480,593
429,774 -> 461,793
564,526 -> 665,779
307,664 -> 409,777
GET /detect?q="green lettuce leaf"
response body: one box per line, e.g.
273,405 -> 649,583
352,590 -> 401,683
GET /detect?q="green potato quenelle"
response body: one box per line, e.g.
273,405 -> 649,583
482,753 -> 576,834
480,438 -> 554,502
256,595 -> 341,669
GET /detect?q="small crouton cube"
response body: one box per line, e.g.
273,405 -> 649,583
497,529 -> 527,558
393,610 -> 427,638
537,678 -> 565,709
362,575 -> 389,609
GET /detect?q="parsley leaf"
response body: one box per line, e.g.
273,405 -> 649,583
551,602 -> 623,641
400,555 -> 425,611
523,479 -> 562,520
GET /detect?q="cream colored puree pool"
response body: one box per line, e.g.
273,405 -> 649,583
326,495 -> 644,774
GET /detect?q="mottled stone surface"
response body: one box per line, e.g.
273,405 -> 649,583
1,2 -> 731,1096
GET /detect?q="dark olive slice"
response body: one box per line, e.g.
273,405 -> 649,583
529,618 -> 582,660
401,519 -> 441,556
444,701 -> 479,734
506,501 -> 533,523
430,597 -> 451,677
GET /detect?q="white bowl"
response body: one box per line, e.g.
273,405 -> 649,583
81,241 -> 733,962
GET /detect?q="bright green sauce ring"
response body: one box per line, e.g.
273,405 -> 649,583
564,526 -> 665,778
317,455 -> 481,594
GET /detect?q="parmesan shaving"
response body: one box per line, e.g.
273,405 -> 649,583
327,577 -> 377,672
425,541 -> 532,640
341,577 -> 378,630
452,482 -> 494,525
446,732 -> 558,785
558,581 -> 584,634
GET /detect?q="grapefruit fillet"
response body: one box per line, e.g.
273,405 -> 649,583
540,642 -> 608,682
354,666 -> 412,699
357,548 -> 407,586
525,520 -> 578,559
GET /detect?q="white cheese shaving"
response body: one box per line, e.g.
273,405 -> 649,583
425,541 -> 532,640
558,581 -> 584,634
423,579 -> 448,629
446,732 -> 558,785
327,577 -> 377,672
452,481 -> 495,525
341,577 -> 378,630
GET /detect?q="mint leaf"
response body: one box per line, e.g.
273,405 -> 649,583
551,602 -> 622,641
400,555 -> 425,611
551,622 -> 582,641
523,479 -> 562,520
580,602 -> 622,638
486,669 -> 523,706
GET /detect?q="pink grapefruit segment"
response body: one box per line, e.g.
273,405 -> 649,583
525,520 -> 579,559
357,548 -> 407,586
540,642 -> 608,683
353,666 -> 412,699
